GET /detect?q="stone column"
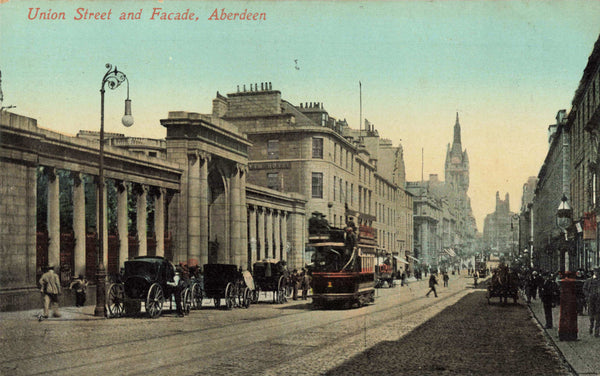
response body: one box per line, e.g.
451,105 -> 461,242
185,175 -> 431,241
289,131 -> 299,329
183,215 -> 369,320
47,168 -> 60,270
239,167 -> 248,269
281,212 -> 288,262
188,152 -> 201,265
199,152 -> 210,268
155,188 -> 165,257
229,164 -> 241,265
72,172 -> 86,277
116,181 -> 128,268
273,210 -> 281,260
248,205 -> 257,268
288,212 -> 306,269
257,207 -> 265,261
265,208 -> 273,259
135,184 -> 148,257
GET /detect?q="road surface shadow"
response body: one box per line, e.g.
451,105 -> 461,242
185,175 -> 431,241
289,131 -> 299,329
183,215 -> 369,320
324,290 -> 571,376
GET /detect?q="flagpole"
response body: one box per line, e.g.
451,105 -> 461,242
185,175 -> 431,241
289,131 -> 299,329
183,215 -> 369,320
359,81 -> 362,139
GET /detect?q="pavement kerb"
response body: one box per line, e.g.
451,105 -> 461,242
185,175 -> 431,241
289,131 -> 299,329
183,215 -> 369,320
525,292 -> 600,376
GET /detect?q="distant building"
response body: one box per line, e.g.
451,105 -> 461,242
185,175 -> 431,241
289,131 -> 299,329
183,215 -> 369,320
483,192 -> 517,257
407,114 -> 477,269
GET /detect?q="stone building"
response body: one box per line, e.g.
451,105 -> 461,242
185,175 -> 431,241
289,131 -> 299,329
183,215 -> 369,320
483,192 -> 517,258
0,108 -> 306,311
517,176 -> 537,265
530,110 -> 570,271
406,114 -> 477,270
566,34 -> 600,271
529,33 -> 600,273
213,83 -> 412,266
406,177 -> 443,267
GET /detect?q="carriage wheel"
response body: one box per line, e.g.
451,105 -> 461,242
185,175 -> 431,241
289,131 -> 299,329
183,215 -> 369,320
225,283 -> 236,310
181,287 -> 192,315
214,298 -> 221,308
107,283 -> 124,318
242,287 -> 252,308
191,283 -> 203,309
277,276 -> 287,304
146,283 -> 164,318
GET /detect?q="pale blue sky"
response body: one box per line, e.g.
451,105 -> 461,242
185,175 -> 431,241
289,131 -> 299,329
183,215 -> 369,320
1,0 -> 600,230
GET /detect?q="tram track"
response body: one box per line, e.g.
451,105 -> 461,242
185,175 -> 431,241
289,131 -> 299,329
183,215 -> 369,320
123,285 -> 474,376
8,280 -> 474,376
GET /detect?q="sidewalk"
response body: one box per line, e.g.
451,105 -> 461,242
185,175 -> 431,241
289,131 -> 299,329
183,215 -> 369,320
527,297 -> 600,375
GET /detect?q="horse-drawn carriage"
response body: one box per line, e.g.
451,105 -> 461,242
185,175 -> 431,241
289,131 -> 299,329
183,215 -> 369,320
487,265 -> 520,304
107,256 -> 192,318
251,259 -> 289,304
203,263 -> 253,309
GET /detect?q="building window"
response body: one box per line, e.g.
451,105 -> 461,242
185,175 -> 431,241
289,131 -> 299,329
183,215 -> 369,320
334,143 -> 337,163
312,172 -> 323,198
267,172 -> 279,190
312,137 -> 323,159
267,139 -> 279,160
333,176 -> 337,201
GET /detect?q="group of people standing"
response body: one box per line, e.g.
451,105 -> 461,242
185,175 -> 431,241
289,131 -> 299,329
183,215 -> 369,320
520,267 -> 600,337
289,268 -> 311,300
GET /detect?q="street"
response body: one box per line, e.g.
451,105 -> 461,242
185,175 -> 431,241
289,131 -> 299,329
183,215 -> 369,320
0,275 -> 570,376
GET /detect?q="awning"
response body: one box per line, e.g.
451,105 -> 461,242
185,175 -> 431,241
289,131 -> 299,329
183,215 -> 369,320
408,255 -> 420,262
393,256 -> 409,264
443,248 -> 456,257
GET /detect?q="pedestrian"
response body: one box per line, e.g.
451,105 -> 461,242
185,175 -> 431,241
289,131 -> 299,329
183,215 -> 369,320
473,270 -> 479,287
401,270 -> 408,287
587,268 -> 600,337
291,269 -> 299,300
167,264 -> 185,317
301,269 -> 311,300
426,273 -> 438,297
69,274 -> 87,307
443,272 -> 449,287
39,265 -> 61,319
540,273 -> 557,329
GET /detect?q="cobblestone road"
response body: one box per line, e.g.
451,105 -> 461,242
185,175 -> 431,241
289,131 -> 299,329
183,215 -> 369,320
0,275 -> 572,375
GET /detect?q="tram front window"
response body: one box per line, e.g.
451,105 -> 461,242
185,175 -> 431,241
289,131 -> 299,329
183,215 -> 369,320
311,246 -> 346,272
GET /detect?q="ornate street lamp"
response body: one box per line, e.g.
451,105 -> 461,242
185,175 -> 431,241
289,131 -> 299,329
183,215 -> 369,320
556,195 -> 573,238
556,194 -> 573,273
95,64 -> 133,317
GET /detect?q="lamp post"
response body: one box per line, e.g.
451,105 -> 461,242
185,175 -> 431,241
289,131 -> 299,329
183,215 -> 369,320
95,64 -> 133,317
556,194 -> 573,273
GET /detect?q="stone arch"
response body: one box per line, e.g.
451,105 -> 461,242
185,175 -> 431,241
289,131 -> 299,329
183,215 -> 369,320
207,164 -> 228,264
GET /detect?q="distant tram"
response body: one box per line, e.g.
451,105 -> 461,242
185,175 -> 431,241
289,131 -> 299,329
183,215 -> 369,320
308,213 -> 375,308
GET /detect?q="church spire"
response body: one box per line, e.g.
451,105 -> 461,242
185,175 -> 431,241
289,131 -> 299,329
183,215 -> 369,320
453,112 -> 461,146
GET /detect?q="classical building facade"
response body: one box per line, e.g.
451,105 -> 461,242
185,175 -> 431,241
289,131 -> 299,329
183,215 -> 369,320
0,108 -> 306,311
214,83 -> 413,266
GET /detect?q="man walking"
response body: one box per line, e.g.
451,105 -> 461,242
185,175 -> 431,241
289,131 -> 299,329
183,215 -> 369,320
426,273 -> 438,298
540,273 -> 557,329
587,268 -> 600,337
39,265 -> 61,319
